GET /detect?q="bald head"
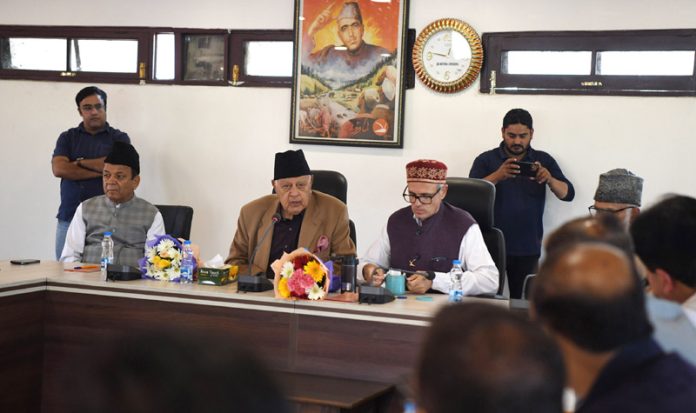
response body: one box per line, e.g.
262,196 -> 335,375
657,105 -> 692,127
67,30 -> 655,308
545,214 -> 634,258
532,243 -> 651,352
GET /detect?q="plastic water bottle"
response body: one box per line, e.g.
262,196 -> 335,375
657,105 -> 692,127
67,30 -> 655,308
100,232 -> 114,279
448,259 -> 464,302
180,240 -> 194,283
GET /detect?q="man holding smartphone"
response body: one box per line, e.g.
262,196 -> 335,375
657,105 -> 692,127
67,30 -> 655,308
469,108 -> 574,298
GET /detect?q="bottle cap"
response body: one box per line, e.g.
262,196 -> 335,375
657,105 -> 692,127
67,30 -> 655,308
104,231 -> 112,237
452,259 -> 462,265
184,240 -> 191,245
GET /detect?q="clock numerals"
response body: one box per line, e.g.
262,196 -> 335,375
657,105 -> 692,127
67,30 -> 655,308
444,71 -> 450,81
427,51 -> 432,61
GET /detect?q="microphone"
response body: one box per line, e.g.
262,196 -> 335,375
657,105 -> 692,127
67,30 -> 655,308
247,213 -> 281,276
238,213 -> 280,293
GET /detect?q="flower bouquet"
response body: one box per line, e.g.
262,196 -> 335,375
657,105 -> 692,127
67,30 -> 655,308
271,248 -> 330,300
139,234 -> 195,282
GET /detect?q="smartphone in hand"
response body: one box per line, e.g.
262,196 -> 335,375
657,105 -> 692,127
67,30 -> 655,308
513,161 -> 538,177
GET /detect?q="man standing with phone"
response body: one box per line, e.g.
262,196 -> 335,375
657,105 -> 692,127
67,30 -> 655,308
469,108 -> 574,298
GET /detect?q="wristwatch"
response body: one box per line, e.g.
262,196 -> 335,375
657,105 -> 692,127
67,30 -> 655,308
425,271 -> 436,281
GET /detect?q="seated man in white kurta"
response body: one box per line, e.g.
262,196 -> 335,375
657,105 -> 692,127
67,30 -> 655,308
60,142 -> 164,267
359,159 -> 498,295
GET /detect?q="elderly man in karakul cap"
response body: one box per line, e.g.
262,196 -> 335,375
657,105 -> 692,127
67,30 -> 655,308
590,168 -> 643,229
60,142 -> 165,267
359,159 -> 498,295
225,149 -> 355,278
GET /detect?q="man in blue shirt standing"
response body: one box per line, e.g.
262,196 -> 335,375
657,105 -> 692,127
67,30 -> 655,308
469,108 -> 574,298
51,86 -> 130,259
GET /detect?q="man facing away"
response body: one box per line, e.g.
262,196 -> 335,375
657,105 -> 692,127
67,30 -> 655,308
417,303 -> 565,413
52,86 -> 130,259
544,214 -> 696,366
590,168 -> 642,230
60,142 -> 164,268
469,108 -> 574,298
225,149 -> 355,277
531,243 -> 696,413
360,159 -> 498,295
631,195 -> 696,329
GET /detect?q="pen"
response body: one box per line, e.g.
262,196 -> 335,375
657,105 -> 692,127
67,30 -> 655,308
73,265 -> 99,270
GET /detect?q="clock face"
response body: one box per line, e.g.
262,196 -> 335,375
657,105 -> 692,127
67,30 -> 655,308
412,19 -> 483,93
422,30 -> 472,84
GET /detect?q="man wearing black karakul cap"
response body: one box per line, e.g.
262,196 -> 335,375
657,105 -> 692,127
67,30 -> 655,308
60,142 -> 165,267
225,149 -> 355,277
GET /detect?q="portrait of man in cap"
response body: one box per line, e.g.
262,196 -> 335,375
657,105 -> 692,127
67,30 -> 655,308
360,159 -> 498,295
294,0 -> 404,143
60,142 -> 165,268
225,149 -> 355,277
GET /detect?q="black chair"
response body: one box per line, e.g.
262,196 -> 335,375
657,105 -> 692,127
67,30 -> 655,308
522,273 -> 536,299
443,177 -> 507,296
155,205 -> 194,240
311,170 -> 357,247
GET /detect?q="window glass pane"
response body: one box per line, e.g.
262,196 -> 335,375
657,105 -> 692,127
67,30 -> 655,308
245,41 -> 293,77
596,51 -> 695,76
2,38 -> 66,70
183,34 -> 225,81
70,39 -> 138,73
503,51 -> 592,75
153,33 -> 175,80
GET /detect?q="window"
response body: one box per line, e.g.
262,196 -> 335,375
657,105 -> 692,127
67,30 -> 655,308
0,25 -> 293,87
0,26 -> 147,83
229,30 -> 293,87
481,29 -> 696,96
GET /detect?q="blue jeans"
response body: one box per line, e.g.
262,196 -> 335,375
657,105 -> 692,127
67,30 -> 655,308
56,219 -> 71,260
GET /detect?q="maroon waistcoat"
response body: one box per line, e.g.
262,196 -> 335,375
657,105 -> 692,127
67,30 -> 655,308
387,203 -> 476,273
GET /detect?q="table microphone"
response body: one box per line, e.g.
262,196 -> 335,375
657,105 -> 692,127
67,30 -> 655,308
238,213 -> 281,292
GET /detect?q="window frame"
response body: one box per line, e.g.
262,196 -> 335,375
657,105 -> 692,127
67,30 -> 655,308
480,29 -> 696,96
228,29 -> 293,88
0,25 -> 150,84
0,25 -> 294,88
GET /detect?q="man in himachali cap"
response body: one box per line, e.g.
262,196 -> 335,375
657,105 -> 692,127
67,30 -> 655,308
359,158 -> 499,297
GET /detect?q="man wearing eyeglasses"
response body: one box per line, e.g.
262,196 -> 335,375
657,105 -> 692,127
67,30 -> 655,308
590,168 -> 643,230
360,160 -> 498,295
52,86 -> 130,260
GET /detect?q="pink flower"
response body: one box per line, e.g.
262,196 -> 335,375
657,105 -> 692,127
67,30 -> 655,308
287,270 -> 316,297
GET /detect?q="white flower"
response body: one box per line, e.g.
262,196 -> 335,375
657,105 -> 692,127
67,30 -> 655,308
157,239 -> 175,254
281,262 -> 294,278
165,267 -> 179,281
307,283 -> 325,300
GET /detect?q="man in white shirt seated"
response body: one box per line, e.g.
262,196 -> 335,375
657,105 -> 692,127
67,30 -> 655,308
631,195 -> 696,331
359,159 -> 498,295
60,142 -> 164,267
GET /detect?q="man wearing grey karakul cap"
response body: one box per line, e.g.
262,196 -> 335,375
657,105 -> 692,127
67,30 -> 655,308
590,168 -> 643,230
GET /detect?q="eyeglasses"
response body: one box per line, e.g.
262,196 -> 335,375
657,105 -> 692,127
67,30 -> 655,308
81,103 -> 104,112
403,186 -> 441,205
588,205 -> 637,216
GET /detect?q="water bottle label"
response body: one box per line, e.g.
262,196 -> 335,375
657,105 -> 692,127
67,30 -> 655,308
449,290 -> 463,303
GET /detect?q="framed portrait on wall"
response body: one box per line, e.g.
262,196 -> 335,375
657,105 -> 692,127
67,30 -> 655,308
290,0 -> 410,148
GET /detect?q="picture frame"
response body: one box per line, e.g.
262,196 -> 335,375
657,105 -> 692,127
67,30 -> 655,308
290,0 -> 410,148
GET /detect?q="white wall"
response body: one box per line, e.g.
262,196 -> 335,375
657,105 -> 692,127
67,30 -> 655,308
1,0 -> 695,262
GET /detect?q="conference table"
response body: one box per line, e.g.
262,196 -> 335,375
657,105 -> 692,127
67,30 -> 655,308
0,260 -> 517,412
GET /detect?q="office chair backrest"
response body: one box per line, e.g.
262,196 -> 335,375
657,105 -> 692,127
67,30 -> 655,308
155,205 -> 194,240
311,170 -> 348,204
443,177 -> 506,295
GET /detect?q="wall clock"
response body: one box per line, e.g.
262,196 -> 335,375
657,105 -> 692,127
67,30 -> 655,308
412,18 -> 483,93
